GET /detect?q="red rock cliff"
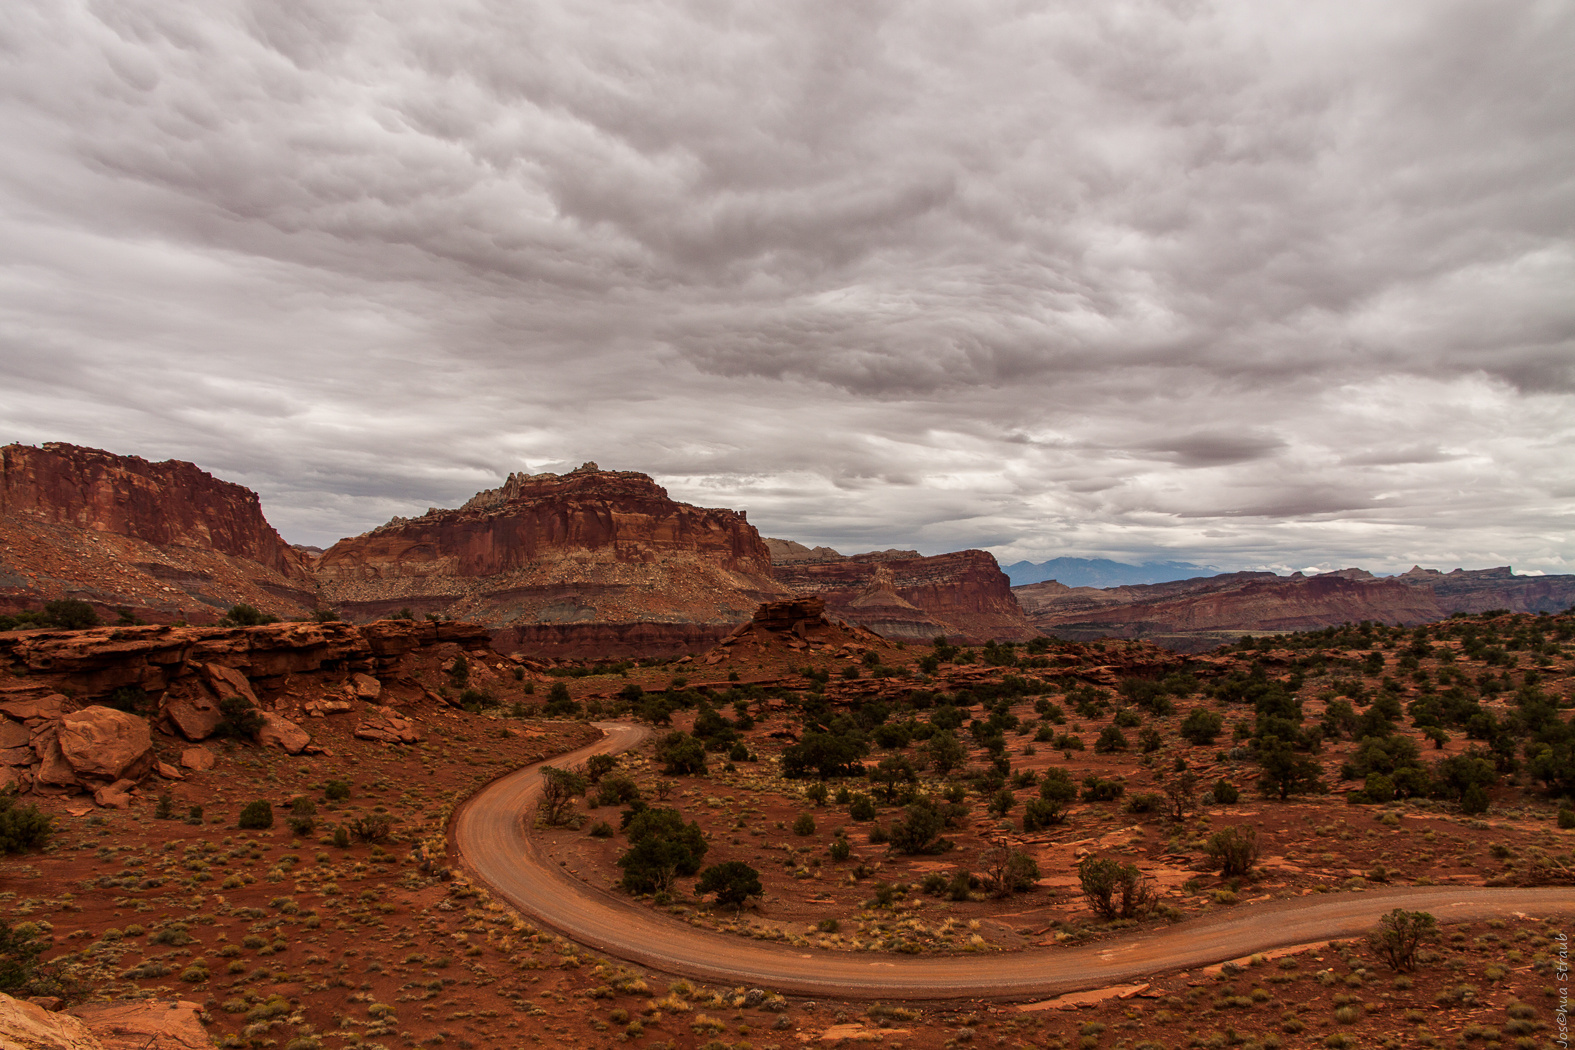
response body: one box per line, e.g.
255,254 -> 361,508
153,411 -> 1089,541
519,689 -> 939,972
772,548 -> 1036,643
315,467 -> 789,645
0,443 -> 317,621
2,443 -> 305,576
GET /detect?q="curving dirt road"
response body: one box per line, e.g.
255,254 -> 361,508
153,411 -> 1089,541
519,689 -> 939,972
452,723 -> 1575,1001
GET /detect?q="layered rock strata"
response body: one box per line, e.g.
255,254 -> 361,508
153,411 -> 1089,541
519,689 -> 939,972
1017,567 -> 1575,652
316,467 -> 790,654
770,548 -> 1036,643
0,442 -> 318,621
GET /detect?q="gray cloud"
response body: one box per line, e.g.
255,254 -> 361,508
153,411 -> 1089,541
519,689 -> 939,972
0,0 -> 1572,578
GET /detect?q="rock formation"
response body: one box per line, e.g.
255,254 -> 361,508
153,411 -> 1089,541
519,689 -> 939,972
0,617 -> 496,797
1017,566 -> 1575,652
769,547 -> 1036,643
0,442 -> 318,622
315,467 -> 790,656
702,597 -> 889,665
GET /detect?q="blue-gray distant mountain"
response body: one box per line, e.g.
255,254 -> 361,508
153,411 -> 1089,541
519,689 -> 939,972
1003,558 -> 1219,588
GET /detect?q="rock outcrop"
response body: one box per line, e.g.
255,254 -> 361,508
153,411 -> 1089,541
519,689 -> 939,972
1016,566 -> 1575,653
0,442 -> 319,622
703,597 -> 889,664
770,548 -> 1036,643
316,467 -> 790,655
0,618 -> 495,795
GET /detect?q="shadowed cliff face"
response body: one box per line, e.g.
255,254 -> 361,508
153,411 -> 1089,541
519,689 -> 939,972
0,443 -> 317,621
314,468 -> 790,637
771,549 -> 1037,643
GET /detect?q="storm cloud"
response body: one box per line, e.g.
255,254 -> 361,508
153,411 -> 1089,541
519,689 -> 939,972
1,0 -> 1571,575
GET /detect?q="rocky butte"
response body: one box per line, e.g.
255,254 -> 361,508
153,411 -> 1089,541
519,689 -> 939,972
0,442 -> 318,622
313,464 -> 791,657
766,539 -> 1037,643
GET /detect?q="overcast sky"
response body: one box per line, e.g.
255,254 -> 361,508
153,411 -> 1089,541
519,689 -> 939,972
2,0 -> 1571,576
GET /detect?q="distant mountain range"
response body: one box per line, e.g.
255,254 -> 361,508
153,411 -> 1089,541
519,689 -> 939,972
1002,557 -> 1220,588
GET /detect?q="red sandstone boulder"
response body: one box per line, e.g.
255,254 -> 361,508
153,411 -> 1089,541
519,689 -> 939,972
70,997 -> 210,1050
160,685 -> 223,742
179,746 -> 214,772
354,707 -> 422,744
0,720 -> 29,748
57,707 -> 154,783
255,712 -> 310,754
93,779 -> 138,808
0,694 -> 68,722
349,673 -> 382,700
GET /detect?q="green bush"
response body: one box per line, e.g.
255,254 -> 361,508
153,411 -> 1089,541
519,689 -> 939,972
1204,825 -> 1259,877
695,861 -> 762,912
1559,807 -> 1575,829
324,779 -> 352,801
0,793 -> 54,853
792,812 -> 816,836
219,603 -> 277,627
238,801 -> 274,830
1212,779 -> 1240,804
287,798 -> 317,836
216,695 -> 265,739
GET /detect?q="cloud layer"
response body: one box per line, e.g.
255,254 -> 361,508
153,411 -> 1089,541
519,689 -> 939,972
1,0 -> 1571,574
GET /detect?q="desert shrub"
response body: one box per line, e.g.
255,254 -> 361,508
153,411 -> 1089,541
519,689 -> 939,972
887,799 -> 953,855
331,826 -> 351,849
544,682 -> 580,718
1125,792 -> 1164,815
0,793 -> 53,853
42,599 -> 101,630
0,920 -> 46,993
696,861 -> 762,912
1204,825 -> 1260,877
618,808 -> 707,894
595,775 -> 641,806
1559,807 -> 1575,829
848,793 -> 878,821
1369,909 -> 1437,972
287,798 -> 317,836
1212,779 -> 1240,804
981,846 -> 1039,897
219,603 -> 276,627
1180,709 -> 1224,745
792,812 -> 816,836
588,821 -> 615,838
185,805 -> 204,825
348,814 -> 393,843
324,779 -> 352,801
154,794 -> 174,820
216,695 -> 265,739
238,801 -> 274,830
1081,775 -> 1126,802
1078,856 -> 1154,920
654,732 -> 708,776
829,837 -> 851,862
1094,725 -> 1129,753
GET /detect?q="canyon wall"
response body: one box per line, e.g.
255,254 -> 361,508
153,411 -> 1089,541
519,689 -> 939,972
0,443 -> 317,621
770,547 -> 1037,643
315,466 -> 790,652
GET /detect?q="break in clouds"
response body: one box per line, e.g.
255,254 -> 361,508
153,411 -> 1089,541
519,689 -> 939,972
0,0 -> 1571,575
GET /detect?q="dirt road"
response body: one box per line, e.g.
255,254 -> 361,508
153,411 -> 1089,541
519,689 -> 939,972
452,723 -> 1574,1000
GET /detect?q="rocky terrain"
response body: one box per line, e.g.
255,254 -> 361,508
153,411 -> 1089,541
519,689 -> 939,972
0,444 -> 319,623
769,544 -> 1037,643
1019,567 -> 1575,652
0,604 -> 1569,1049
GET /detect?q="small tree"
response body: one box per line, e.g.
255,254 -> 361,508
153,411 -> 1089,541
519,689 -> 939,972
1368,909 -> 1437,972
618,808 -> 708,894
1204,824 -> 1259,877
538,766 -> 588,826
696,861 -> 763,913
1162,770 -> 1198,822
1094,725 -> 1129,754
655,732 -> 708,776
888,799 -> 953,855
584,754 -> 618,783
1078,856 -> 1154,920
872,755 -> 918,801
0,920 -> 45,992
981,846 -> 1039,898
1180,709 -> 1224,745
